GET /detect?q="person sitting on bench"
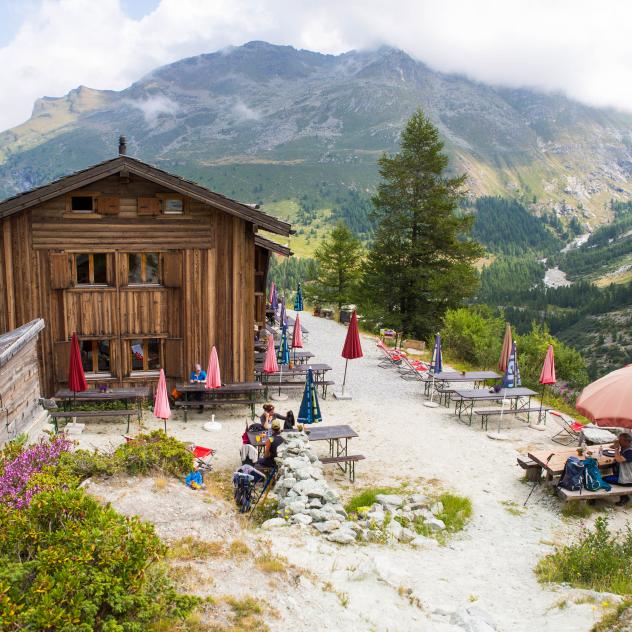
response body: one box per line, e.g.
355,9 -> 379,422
257,419 -> 284,468
260,403 -> 286,429
190,363 -> 207,413
604,432 -> 632,506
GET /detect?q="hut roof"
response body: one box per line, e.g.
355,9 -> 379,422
0,155 -> 292,236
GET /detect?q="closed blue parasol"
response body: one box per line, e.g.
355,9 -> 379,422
277,325 -> 290,366
430,333 -> 443,374
501,341 -> 522,388
270,283 -> 278,312
294,282 -> 304,311
298,367 -> 322,424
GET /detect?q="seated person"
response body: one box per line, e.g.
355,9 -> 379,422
283,410 -> 296,430
260,403 -> 286,429
257,419 -> 284,468
603,432 -> 632,506
190,363 -> 207,412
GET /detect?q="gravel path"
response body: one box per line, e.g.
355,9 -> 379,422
69,310 -> 627,631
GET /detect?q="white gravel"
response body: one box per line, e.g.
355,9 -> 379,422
66,310 -> 629,632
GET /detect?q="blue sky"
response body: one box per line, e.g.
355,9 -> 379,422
0,1 -> 631,131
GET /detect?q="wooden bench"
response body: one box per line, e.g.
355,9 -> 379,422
475,406 -> 550,430
50,409 -> 138,433
174,397 -> 263,422
319,454 -> 365,482
557,484 -> 631,504
517,455 -> 543,482
265,380 -> 335,398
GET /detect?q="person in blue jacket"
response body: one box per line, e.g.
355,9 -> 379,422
190,363 -> 206,413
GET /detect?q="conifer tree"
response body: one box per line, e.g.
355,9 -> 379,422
361,109 -> 482,338
307,220 -> 363,309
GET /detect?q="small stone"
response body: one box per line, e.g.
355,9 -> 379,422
326,529 -> 356,544
261,517 -> 286,528
313,519 -> 340,533
375,494 -> 404,509
368,511 -> 385,524
398,527 -> 416,543
309,508 -> 327,522
411,535 -> 436,548
424,517 -> 446,531
292,513 -> 313,525
308,498 -> 322,508
288,500 -> 308,514
409,493 -> 428,505
450,606 -> 498,631
430,501 -> 444,516
387,521 -> 403,540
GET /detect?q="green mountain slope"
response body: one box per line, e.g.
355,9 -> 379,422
2,41 -> 632,234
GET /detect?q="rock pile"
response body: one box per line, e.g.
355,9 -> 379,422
262,432 -> 360,544
350,493 -> 446,545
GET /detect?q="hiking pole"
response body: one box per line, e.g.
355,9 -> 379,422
524,453 -> 553,507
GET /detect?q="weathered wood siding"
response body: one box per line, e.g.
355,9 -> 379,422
0,173 -> 257,394
0,337 -> 43,444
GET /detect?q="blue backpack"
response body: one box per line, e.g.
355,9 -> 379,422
558,456 -> 584,491
583,457 -> 611,492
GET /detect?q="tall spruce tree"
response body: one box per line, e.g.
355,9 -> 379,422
306,220 -> 363,309
361,110 -> 482,339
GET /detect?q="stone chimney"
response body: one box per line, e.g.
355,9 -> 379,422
118,135 -> 127,155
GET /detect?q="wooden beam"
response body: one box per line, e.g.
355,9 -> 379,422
2,222 -> 16,330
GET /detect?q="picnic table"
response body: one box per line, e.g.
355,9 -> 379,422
528,447 -> 615,480
175,381 -> 265,421
247,424 -> 362,481
255,350 -> 314,366
53,387 -> 151,432
255,363 -> 333,397
424,370 -> 500,399
451,387 -> 538,425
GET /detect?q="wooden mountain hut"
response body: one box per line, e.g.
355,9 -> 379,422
0,143 -> 292,395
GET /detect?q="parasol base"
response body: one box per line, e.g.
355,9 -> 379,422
270,393 -> 288,402
423,401 -> 440,408
486,432 -> 509,441
528,423 -> 546,432
333,390 -> 352,400
65,422 -> 85,435
203,421 -> 222,432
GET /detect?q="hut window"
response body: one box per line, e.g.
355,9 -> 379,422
71,195 -> 95,212
128,253 -> 160,284
75,253 -> 107,285
130,339 -> 161,372
80,340 -> 110,374
162,197 -> 184,214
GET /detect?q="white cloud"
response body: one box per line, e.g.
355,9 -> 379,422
1,0 -> 632,131
124,95 -> 178,126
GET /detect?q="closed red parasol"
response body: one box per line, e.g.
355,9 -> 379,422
153,368 -> 171,432
205,346 -> 221,389
263,335 -> 278,374
539,345 -> 556,385
68,332 -> 88,394
292,313 -> 303,350
336,310 -> 363,399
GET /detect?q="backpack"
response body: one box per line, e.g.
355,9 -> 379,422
583,457 -> 611,492
558,456 -> 584,491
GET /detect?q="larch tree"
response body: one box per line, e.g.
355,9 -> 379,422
361,109 -> 482,339
306,220 -> 364,310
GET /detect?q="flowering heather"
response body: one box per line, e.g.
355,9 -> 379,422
0,436 -> 72,509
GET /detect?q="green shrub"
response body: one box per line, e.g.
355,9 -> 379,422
441,306 -> 504,369
536,516 -> 632,595
435,493 -> 473,533
112,431 -> 193,477
0,488 -> 199,630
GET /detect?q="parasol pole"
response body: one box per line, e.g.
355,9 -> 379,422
341,358 -> 349,398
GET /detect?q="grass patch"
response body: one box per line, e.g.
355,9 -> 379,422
536,516 -> 632,596
228,539 -> 251,558
344,486 -> 403,514
167,536 -> 224,561
562,500 -> 594,519
501,500 -> 525,516
435,493 -> 473,533
593,601 -> 632,632
255,555 -> 286,574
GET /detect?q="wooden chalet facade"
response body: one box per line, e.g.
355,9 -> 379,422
0,151 -> 291,395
